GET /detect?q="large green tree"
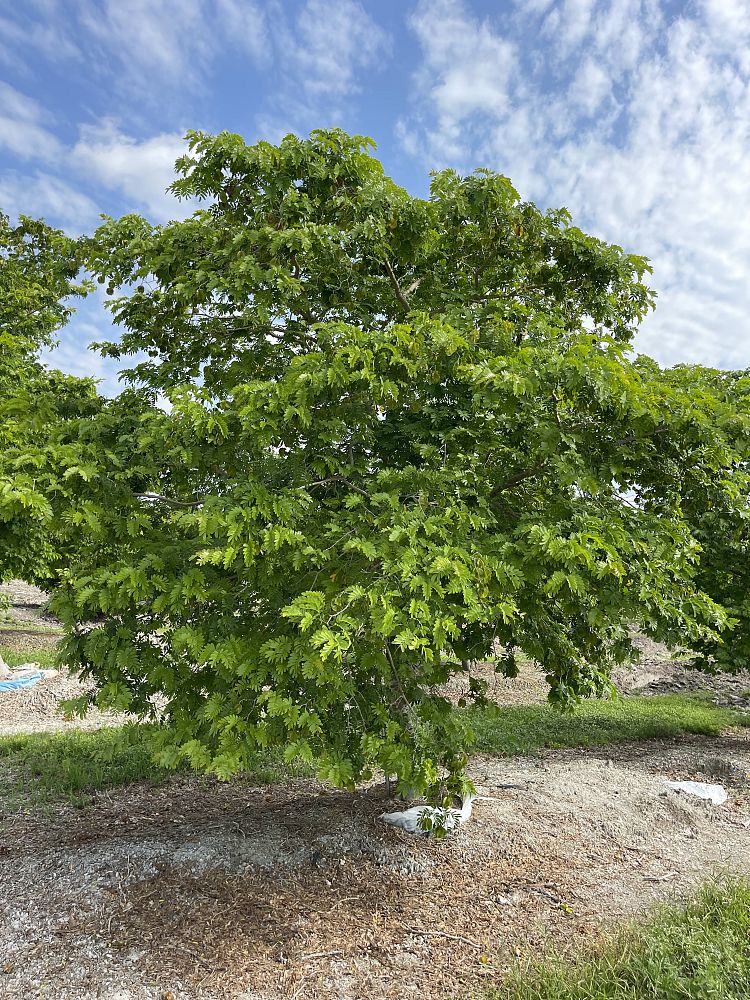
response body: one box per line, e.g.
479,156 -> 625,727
48,130 -> 748,797
0,213 -> 99,584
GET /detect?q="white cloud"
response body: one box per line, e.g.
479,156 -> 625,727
1,1 -> 268,105
292,0 -> 389,98
258,0 -> 390,135
568,57 -> 612,116
71,122 -> 188,222
0,171 -> 99,231
78,0 -> 216,93
215,0 -> 268,62
401,0 -> 750,370
0,8 -> 80,71
0,83 -> 61,161
0,99 -> 190,229
410,0 -> 515,127
543,0 -> 596,57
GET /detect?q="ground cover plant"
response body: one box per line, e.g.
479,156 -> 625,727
496,879 -> 750,1000
3,129 -> 750,804
0,723 -> 313,808
0,725 -> 167,807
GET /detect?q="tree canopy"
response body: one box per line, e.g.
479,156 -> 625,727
0,214 -> 100,584
7,130 -> 750,799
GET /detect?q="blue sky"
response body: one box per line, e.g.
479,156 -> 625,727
1,0 -> 749,391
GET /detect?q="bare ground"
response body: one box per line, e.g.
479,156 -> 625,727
1,582 -> 750,999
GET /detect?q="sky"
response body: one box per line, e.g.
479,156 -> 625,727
1,0 -> 749,392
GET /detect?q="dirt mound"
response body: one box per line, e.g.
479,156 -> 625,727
0,580 -> 60,631
0,665 -> 123,735
614,634 -> 750,710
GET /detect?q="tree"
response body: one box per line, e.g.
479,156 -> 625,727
0,213 -> 100,585
49,130 -> 746,798
671,366 -> 750,674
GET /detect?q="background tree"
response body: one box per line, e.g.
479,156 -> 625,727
0,213 -> 99,585
672,366 -> 750,674
49,130 -> 747,798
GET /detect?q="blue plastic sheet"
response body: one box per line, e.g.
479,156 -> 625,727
0,672 -> 43,693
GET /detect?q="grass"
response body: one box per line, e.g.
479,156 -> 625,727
0,725 -> 312,808
467,694 -> 750,757
0,623 -> 64,635
0,726 -> 169,807
0,643 -> 59,669
494,879 -> 750,1000
0,693 -> 742,809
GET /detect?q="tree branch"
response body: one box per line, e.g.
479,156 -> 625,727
304,476 -> 370,498
383,259 -> 411,312
491,459 -> 548,496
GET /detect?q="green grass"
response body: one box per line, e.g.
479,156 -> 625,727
0,726 -> 169,807
467,694 -> 750,757
0,637 -> 746,808
0,643 -> 59,669
0,623 -> 64,635
0,725 -> 313,808
5,692 -> 730,807
494,879 -> 750,999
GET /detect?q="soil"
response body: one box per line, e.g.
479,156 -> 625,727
0,580 -> 61,631
1,581 -> 750,999
0,581 -> 123,735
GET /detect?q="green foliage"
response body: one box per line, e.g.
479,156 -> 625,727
0,213 -> 100,584
0,214 -> 85,366
496,879 -> 750,1000
34,129 -> 750,798
467,694 -> 749,757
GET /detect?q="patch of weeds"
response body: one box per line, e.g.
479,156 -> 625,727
241,749 -> 314,786
492,878 -> 750,999
0,623 -> 64,636
466,694 -> 750,757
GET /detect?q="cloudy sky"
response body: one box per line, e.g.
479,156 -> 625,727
1,0 -> 748,390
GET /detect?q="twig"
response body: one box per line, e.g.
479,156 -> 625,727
289,975 -> 311,1000
491,459 -> 548,496
164,943 -> 222,971
135,492 -> 203,509
643,871 -> 680,882
327,895 -> 360,913
530,887 -> 561,904
404,927 -> 482,949
299,949 -> 343,961
304,476 -> 370,498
